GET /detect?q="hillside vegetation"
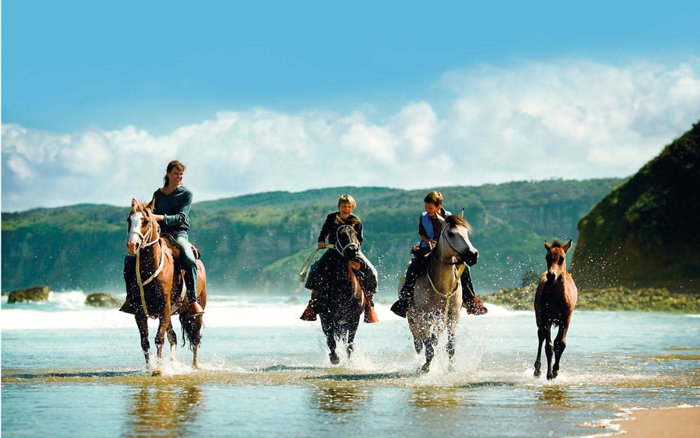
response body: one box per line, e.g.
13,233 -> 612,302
2,179 -> 622,294
571,121 -> 700,289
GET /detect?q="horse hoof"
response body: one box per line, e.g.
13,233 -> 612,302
152,369 -> 162,377
421,363 -> 431,373
546,373 -> 553,380
534,370 -> 541,378
329,353 -> 340,365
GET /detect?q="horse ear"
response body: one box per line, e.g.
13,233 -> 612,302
563,239 -> 572,252
147,196 -> 155,210
460,208 -> 464,218
544,240 -> 551,251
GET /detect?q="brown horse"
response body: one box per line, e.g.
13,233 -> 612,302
534,239 -> 577,380
124,198 -> 207,375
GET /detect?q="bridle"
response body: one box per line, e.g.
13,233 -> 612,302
425,223 -> 467,324
334,225 -> 359,259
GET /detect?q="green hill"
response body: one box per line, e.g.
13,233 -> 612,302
2,179 -> 623,295
571,121 -> 700,289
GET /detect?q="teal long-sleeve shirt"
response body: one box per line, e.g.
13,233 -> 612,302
152,186 -> 192,237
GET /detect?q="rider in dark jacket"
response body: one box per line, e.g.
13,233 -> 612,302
301,195 -> 378,321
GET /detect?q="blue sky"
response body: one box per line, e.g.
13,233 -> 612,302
3,1 -> 700,211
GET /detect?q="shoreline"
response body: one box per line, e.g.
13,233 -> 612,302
601,406 -> 700,438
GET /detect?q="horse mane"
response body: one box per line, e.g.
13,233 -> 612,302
445,214 -> 472,233
550,239 -> 564,248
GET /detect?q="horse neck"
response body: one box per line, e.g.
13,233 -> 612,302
138,232 -> 164,272
428,241 -> 459,291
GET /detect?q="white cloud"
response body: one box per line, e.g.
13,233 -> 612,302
3,58 -> 700,211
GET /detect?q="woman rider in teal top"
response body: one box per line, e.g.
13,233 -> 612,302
151,160 -> 204,317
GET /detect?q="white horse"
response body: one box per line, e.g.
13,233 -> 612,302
407,214 -> 479,372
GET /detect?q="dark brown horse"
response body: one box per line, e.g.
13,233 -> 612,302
534,239 -> 577,380
314,225 -> 376,364
124,198 -> 207,375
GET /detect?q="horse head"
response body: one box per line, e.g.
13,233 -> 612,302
334,225 -> 360,261
544,239 -> 572,283
126,197 -> 158,255
438,214 -> 479,266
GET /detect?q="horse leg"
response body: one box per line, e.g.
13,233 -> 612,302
346,320 -> 359,360
447,324 -> 457,372
534,325 -> 545,377
152,314 -> 170,376
167,321 -> 178,364
135,314 -> 150,368
422,333 -> 437,373
552,320 -> 570,379
544,324 -> 554,380
321,318 -> 340,365
328,334 -> 339,365
191,314 -> 203,369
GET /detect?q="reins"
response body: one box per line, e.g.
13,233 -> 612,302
132,215 -> 166,318
299,244 -> 335,283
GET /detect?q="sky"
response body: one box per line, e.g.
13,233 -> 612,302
2,1 -> 700,212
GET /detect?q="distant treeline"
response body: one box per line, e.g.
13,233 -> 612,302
2,179 -> 623,294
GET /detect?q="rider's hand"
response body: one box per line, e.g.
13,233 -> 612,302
154,214 -> 165,222
429,239 -> 437,248
318,242 -> 325,249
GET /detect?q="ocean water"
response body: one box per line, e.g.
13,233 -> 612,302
2,291 -> 699,438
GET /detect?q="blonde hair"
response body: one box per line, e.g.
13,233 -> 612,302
338,194 -> 356,209
424,191 -> 443,207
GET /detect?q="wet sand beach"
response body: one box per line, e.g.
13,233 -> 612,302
610,406 -> 700,438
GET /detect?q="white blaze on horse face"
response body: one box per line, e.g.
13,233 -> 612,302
127,212 -> 144,252
445,225 -> 477,259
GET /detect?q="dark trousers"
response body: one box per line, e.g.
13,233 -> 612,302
399,250 -> 476,301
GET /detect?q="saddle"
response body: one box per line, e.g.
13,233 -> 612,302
161,234 -> 202,260
119,236 -> 201,316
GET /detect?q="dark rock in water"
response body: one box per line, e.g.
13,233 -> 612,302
85,293 -> 122,308
8,286 -> 51,303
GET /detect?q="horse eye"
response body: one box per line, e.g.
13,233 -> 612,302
558,257 -> 564,265
448,231 -> 455,237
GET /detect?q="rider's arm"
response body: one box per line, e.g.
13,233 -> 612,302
317,213 -> 334,244
355,219 -> 364,246
161,190 -> 192,228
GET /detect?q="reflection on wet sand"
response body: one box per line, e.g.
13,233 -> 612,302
125,383 -> 203,438
311,384 -> 370,414
536,385 -> 576,409
409,386 -> 474,409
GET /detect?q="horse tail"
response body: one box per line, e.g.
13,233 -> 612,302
179,312 -> 202,351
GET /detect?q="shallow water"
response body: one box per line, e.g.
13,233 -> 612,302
2,292 -> 699,437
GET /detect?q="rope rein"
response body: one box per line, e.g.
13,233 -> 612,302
132,216 -> 166,318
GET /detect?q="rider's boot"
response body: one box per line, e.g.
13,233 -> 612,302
391,284 -> 413,318
186,287 -> 204,317
300,289 -> 319,321
364,292 -> 379,323
460,267 -> 487,315
188,301 -> 205,317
